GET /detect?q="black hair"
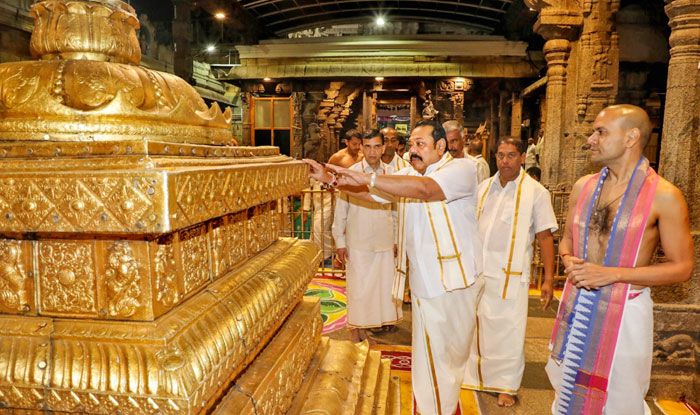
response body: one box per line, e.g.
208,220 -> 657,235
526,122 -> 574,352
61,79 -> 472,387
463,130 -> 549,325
413,119 -> 447,146
362,129 -> 384,144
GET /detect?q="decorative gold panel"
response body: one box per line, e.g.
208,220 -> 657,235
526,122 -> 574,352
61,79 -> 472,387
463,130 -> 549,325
0,239 -> 33,315
179,224 -> 211,296
0,162 -> 306,234
0,239 -> 320,414
38,240 -> 97,317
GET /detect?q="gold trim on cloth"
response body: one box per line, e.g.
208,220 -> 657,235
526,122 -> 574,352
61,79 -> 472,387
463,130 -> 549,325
417,298 -> 443,415
501,173 -> 527,299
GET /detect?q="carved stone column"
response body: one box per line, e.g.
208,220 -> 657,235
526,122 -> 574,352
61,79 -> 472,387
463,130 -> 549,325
526,0 -> 583,188
652,0 -> 700,401
510,92 -> 522,139
172,0 -> 193,82
540,37 -> 572,187
570,0 -> 620,181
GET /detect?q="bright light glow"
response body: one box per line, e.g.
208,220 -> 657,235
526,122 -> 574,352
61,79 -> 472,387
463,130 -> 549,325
375,77 -> 384,81
206,44 -> 216,53
263,77 -> 272,82
214,12 -> 226,20
376,16 -> 386,27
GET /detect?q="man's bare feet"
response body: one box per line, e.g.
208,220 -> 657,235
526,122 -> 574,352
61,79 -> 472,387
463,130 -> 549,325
497,393 -> 516,407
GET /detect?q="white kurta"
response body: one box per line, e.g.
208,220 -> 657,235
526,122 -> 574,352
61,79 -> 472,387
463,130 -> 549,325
546,288 -> 653,415
388,153 -> 410,171
372,154 -> 482,415
463,170 -> 557,394
332,160 -> 401,328
463,150 -> 491,183
525,144 -> 538,170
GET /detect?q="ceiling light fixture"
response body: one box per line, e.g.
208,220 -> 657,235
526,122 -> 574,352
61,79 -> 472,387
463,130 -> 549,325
375,77 -> 384,81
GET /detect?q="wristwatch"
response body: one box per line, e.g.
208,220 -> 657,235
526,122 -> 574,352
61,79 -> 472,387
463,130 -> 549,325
369,172 -> 377,188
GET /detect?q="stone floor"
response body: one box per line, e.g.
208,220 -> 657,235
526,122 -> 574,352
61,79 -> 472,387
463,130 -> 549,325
327,297 -> 666,414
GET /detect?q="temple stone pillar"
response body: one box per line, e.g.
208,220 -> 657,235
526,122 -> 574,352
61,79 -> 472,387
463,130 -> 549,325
570,0 -> 620,182
526,0 -> 583,188
172,0 -> 193,82
652,0 -> 700,401
510,92 -> 522,139
539,37 -> 573,187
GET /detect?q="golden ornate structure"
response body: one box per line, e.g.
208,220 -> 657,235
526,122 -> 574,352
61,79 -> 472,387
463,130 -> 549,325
0,1 -> 400,413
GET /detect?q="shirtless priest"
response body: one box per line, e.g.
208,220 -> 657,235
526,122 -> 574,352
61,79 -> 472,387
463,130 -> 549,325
547,104 -> 693,414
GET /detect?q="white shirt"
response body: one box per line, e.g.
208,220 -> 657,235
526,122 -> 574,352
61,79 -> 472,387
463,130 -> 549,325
463,150 -> 490,183
478,170 -> 557,279
388,153 -> 409,171
333,160 -> 395,251
525,144 -> 538,170
380,155 -> 482,299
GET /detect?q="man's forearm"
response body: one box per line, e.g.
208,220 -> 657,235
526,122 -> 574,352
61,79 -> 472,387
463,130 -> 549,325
537,232 -> 556,281
614,260 -> 693,287
373,175 -> 445,201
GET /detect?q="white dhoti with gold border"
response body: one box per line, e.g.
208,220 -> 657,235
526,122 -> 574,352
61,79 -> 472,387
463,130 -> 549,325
412,283 -> 480,415
546,288 -> 653,415
346,247 -> 402,328
463,275 -> 529,394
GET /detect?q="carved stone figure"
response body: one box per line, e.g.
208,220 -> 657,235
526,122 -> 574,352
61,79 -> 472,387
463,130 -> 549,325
304,122 -> 322,160
654,334 -> 694,361
105,242 -> 142,317
593,43 -> 611,83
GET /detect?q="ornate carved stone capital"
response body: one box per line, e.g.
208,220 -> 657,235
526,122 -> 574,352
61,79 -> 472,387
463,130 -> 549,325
543,39 -> 572,86
665,0 -> 700,60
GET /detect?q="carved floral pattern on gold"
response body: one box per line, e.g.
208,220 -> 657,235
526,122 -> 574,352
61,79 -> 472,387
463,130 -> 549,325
39,241 -> 96,315
154,237 -> 179,307
180,224 -> 211,295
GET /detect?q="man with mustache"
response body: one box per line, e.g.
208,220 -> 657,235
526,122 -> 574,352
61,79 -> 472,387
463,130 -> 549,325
305,120 -> 482,415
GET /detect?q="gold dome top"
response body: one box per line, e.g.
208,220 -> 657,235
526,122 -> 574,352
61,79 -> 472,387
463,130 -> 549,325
0,0 -> 234,145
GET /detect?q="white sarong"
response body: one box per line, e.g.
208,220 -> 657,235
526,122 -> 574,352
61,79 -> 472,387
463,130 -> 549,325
546,288 -> 653,415
346,248 -> 402,328
412,282 -> 481,415
463,275 -> 529,393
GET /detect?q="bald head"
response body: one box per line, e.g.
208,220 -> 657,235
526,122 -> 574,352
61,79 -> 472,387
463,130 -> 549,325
601,104 -> 653,149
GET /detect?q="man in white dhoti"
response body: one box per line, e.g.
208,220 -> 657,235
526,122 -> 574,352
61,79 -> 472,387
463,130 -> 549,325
311,130 -> 363,265
546,105 -> 693,414
305,120 -> 482,415
462,137 -> 557,407
332,130 -> 402,342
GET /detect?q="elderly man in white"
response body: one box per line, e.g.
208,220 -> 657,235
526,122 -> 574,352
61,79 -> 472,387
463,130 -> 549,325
332,129 -> 402,343
305,119 -> 482,415
462,137 -> 557,407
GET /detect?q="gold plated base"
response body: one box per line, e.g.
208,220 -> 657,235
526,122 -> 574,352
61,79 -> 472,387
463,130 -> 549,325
0,239 -> 320,414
